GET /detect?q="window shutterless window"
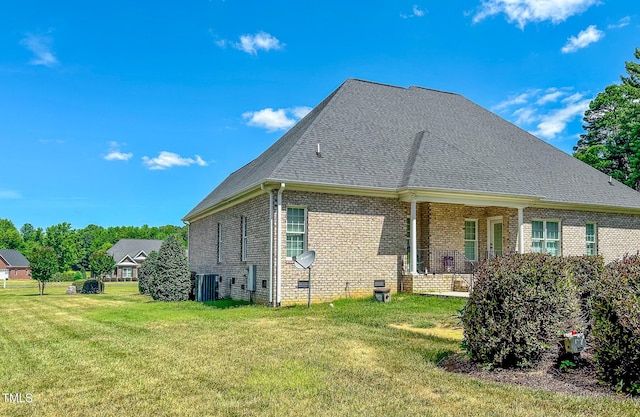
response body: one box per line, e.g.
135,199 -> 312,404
531,220 -> 560,256
586,223 -> 597,255
286,207 -> 306,258
122,267 -> 132,279
464,220 -> 478,261
241,216 -> 248,261
217,223 -> 222,263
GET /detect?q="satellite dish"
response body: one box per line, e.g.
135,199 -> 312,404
293,250 -> 316,270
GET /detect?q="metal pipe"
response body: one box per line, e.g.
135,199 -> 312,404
261,184 -> 274,306
276,183 -> 285,306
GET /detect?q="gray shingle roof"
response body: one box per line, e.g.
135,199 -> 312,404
184,79 -> 640,220
0,249 -> 30,267
107,239 -> 163,264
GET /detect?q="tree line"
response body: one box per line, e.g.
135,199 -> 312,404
0,218 -> 187,273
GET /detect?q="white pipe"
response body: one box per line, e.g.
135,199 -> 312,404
276,183 -> 285,306
410,200 -> 417,275
261,184 -> 274,306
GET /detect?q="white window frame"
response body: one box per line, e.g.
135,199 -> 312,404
464,219 -> 478,261
217,223 -> 223,263
241,216 -> 248,261
122,267 -> 132,279
286,206 -> 307,259
586,223 -> 597,256
531,219 -> 561,256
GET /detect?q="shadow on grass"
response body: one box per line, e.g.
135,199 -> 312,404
202,299 -> 253,309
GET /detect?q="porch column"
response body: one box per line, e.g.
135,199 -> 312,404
518,207 -> 524,254
410,200 -> 418,275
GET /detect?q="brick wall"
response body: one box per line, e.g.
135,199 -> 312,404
523,207 -> 640,263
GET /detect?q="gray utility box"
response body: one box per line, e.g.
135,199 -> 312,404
373,288 -> 391,303
564,332 -> 586,354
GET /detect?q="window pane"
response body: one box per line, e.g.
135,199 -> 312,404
546,221 -> 559,240
286,234 -> 304,258
532,221 -> 544,239
532,241 -> 543,253
287,208 -> 305,233
586,224 -> 595,242
464,241 -> 476,261
464,221 -> 476,240
586,243 -> 595,256
546,241 -> 558,256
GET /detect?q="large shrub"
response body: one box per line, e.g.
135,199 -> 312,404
138,251 -> 158,295
148,235 -> 190,301
591,254 -> 640,395
461,253 -> 580,368
564,255 -> 605,338
81,279 -> 104,294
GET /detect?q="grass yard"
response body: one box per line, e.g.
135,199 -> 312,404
0,281 -> 639,417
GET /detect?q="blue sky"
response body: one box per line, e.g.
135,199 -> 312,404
1,0 -> 638,229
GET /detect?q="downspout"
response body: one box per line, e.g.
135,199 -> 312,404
518,207 -> 525,254
276,183 -> 285,306
261,184 -> 274,306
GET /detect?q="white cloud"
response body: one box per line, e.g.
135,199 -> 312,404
104,142 -> 133,161
0,190 -> 21,199
401,5 -> 426,19
495,87 -> 591,140
142,151 -> 208,170
608,16 -> 630,29
233,32 -> 284,55
243,107 -> 310,132
473,0 -> 599,29
20,33 -> 58,67
561,25 -> 604,53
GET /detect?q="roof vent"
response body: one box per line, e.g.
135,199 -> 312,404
609,176 -> 613,185
316,143 -> 322,158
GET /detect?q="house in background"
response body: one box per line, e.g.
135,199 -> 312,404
183,79 -> 640,306
106,239 -> 163,281
0,249 -> 31,280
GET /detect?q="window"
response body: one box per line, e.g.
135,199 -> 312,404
286,207 -> 306,258
531,220 -> 560,256
122,267 -> 132,279
464,220 -> 478,261
586,223 -> 597,255
241,216 -> 248,261
217,223 -> 223,263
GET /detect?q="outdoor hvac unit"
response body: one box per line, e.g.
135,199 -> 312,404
246,265 -> 257,291
196,274 -> 218,302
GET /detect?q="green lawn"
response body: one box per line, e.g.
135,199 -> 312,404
0,281 -> 638,417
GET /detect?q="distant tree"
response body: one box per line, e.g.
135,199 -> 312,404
138,251 -> 158,295
149,235 -> 190,301
574,48 -> 640,189
44,222 -> 80,272
0,218 -> 24,250
30,246 -> 58,295
88,250 -> 115,283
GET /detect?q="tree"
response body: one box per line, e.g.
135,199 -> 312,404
30,246 -> 58,295
0,218 -> 24,250
138,251 -> 158,295
149,235 -> 190,301
44,222 -> 81,272
574,48 -> 640,189
88,250 -> 115,283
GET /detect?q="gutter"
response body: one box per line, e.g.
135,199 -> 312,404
261,184 -> 274,306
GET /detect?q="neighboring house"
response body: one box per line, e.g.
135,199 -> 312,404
183,78 -> 640,306
0,249 -> 31,280
106,239 -> 163,281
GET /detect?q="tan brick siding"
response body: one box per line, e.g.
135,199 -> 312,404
523,207 -> 640,263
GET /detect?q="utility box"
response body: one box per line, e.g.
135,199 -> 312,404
564,332 -> 586,354
246,265 -> 257,291
374,288 -> 391,303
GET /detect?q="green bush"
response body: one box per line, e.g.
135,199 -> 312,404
138,251 -> 158,295
81,279 -> 104,294
51,271 -> 85,282
565,255 -> 605,337
149,235 -> 190,302
461,253 -> 580,368
73,280 -> 86,293
591,254 -> 640,395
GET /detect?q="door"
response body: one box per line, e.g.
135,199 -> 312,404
488,218 -> 503,258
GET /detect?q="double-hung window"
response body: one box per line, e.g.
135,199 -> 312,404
217,223 -> 223,263
586,223 -> 597,255
531,220 -> 560,256
464,220 -> 478,261
241,216 -> 248,261
122,267 -> 132,279
286,207 -> 306,258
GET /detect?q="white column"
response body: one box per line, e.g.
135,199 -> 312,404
518,207 -> 524,254
410,200 -> 418,275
